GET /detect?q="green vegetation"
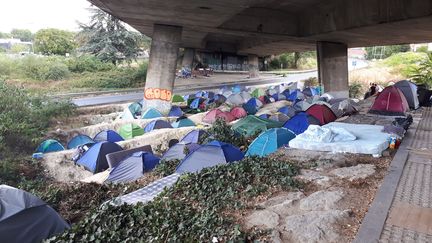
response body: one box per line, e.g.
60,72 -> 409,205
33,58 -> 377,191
365,44 -> 410,60
34,28 -> 76,55
0,80 -> 75,153
269,51 -> 317,70
203,119 -> 254,150
349,82 -> 364,98
410,52 -> 432,88
380,51 -> 427,77
11,28 -> 33,42
50,156 -> 300,242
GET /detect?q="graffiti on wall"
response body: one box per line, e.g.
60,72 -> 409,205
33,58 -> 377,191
144,88 -> 172,101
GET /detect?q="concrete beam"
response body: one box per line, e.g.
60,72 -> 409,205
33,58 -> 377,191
248,54 -> 260,78
182,48 -> 195,70
143,24 -> 182,114
317,41 -> 349,98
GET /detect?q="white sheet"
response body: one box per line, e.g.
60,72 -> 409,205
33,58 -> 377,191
289,122 -> 391,156
295,125 -> 356,143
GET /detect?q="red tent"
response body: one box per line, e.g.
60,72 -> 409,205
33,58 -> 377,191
230,107 -> 247,119
369,86 -> 409,116
202,109 -> 235,124
306,104 -> 337,125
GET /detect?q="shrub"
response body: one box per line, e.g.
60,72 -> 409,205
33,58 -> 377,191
134,61 -> 148,81
153,159 -> 180,177
304,77 -> 319,87
66,55 -> 115,73
73,68 -> 144,89
0,54 -> 16,77
0,80 -> 75,152
50,157 -> 300,242
349,82 -> 364,98
203,119 -> 252,150
382,51 -> 427,77
410,52 -> 432,87
44,62 -> 70,80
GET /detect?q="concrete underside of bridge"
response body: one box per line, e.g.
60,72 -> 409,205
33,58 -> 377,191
89,0 -> 432,109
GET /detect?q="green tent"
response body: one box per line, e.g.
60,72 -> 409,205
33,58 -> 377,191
118,124 -> 144,139
232,115 -> 283,137
172,94 -> 185,103
251,88 -> 265,98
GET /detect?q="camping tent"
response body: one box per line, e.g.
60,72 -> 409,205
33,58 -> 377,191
251,88 -> 266,98
128,102 -> 142,117
272,93 -> 286,101
246,98 -> 264,109
168,106 -> 183,117
232,84 -> 242,94
417,84 -> 432,107
239,91 -> 252,102
246,128 -> 296,157
107,152 -> 160,183
303,87 -> 318,97
214,94 -> 227,104
0,185 -> 69,243
161,142 -> 201,161
175,141 -> 244,173
77,141 -> 123,173
230,107 -> 248,119
258,113 -> 271,119
172,94 -> 185,103
36,139 -> 64,153
190,98 -> 206,109
226,93 -> 246,106
369,86 -> 410,116
269,113 -> 290,123
144,120 -> 173,133
195,91 -> 206,97
67,135 -> 94,149
202,109 -> 235,124
142,108 -> 163,119
394,80 -> 419,109
330,100 -> 358,118
283,112 -> 321,135
258,95 -> 273,104
204,91 -> 215,99
171,117 -> 196,128
293,100 -> 312,111
120,107 -> 136,120
278,106 -> 297,117
232,115 -> 283,137
306,104 -> 337,125
287,90 -> 305,101
180,130 -> 209,144
93,130 -> 124,143
119,124 -> 144,139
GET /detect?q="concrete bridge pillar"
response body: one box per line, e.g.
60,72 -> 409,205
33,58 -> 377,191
248,54 -> 260,78
182,48 -> 195,70
317,42 -> 349,98
143,24 -> 182,114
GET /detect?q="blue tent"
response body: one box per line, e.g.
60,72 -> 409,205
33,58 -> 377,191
283,112 -> 320,135
190,98 -> 205,109
258,113 -> 270,119
161,142 -> 201,161
144,120 -> 173,133
93,130 -> 124,143
195,91 -> 206,97
272,93 -> 286,101
107,152 -> 160,183
278,106 -> 296,117
180,130 -> 210,144
183,94 -> 195,100
77,142 -> 123,173
204,91 -> 215,99
232,84 -> 242,94
287,90 -> 305,101
214,94 -> 227,103
168,106 -> 183,117
67,134 -> 94,149
176,141 -> 244,174
282,89 -> 291,98
171,117 -> 196,128
246,128 -> 296,157
141,108 -> 163,119
303,87 -> 318,97
36,139 -> 64,153
242,103 -> 258,115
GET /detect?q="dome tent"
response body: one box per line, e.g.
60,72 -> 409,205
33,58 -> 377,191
180,130 -> 210,144
67,134 -> 95,149
226,93 -> 246,106
168,106 -> 183,117
36,139 -> 64,153
171,117 -> 196,128
93,130 -> 124,143
246,128 -> 296,157
283,112 -> 321,135
330,99 -> 358,118
251,88 -> 266,98
128,102 -> 142,117
144,120 -> 173,133
278,106 -> 297,117
141,108 -> 163,119
77,141 -> 123,173
394,80 -> 419,109
202,109 -> 235,124
107,152 -> 160,183
369,86 -> 409,116
161,142 -> 201,161
175,141 -> 244,174
269,113 -> 290,123
190,98 -> 206,109
306,104 -> 337,125
119,124 -> 144,139
232,115 -> 283,137
230,106 -> 248,119
171,94 -> 185,103
287,90 -> 305,101
0,185 -> 69,243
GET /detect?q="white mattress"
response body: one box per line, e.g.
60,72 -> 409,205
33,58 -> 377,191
289,122 -> 391,156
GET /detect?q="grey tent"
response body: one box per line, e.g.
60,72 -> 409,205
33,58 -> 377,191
330,99 -> 358,118
394,80 -> 419,109
161,142 -> 201,161
0,185 -> 69,243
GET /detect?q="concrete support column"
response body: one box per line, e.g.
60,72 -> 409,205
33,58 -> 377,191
248,54 -> 260,78
317,42 -> 349,98
182,48 -> 194,70
144,24 -> 182,114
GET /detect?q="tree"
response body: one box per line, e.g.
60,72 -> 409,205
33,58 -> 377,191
78,8 -> 141,65
0,32 -> 11,38
34,28 -> 76,55
11,29 -> 33,42
365,44 -> 410,60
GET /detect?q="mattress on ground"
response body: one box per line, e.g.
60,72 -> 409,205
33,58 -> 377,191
288,122 -> 391,156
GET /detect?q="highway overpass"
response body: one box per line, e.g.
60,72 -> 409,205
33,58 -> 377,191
88,0 -> 432,112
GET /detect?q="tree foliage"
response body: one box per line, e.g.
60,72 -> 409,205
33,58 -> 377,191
11,28 -> 33,42
410,52 -> 432,87
78,8 -> 141,65
34,28 -> 76,55
365,44 -> 410,60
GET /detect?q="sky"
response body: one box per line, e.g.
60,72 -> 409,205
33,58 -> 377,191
0,0 -> 93,33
